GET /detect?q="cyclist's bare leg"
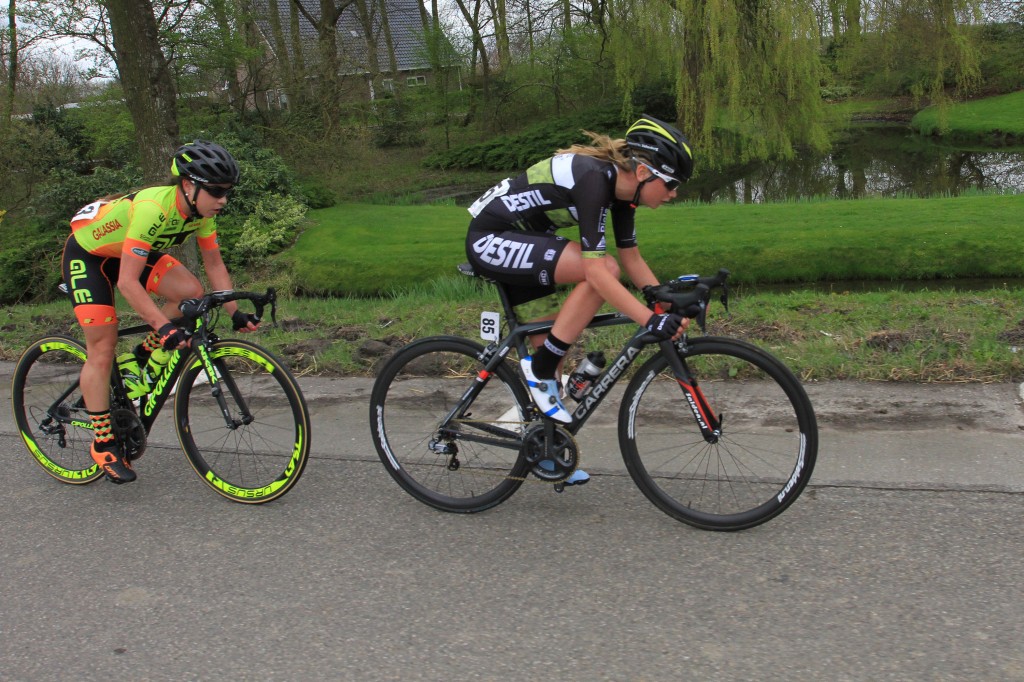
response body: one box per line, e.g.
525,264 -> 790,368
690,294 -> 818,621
153,265 -> 203,321
548,243 -> 620,344
81,323 -> 137,482
81,324 -> 118,412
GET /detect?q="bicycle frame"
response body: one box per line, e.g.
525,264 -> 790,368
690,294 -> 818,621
111,324 -> 184,431
443,279 -> 724,450
61,300 -> 263,443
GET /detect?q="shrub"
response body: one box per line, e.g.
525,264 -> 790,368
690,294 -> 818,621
423,107 -> 623,171
217,194 -> 307,268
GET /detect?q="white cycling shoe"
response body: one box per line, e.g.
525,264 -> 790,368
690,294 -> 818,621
520,356 -> 573,423
537,459 -> 590,485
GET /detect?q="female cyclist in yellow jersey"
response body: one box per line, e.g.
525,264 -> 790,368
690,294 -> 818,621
61,140 -> 258,483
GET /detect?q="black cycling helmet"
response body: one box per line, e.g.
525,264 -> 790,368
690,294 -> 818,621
171,139 -> 240,185
625,115 -> 693,183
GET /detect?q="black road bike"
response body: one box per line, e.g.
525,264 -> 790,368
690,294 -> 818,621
370,267 -> 817,531
12,289 -> 311,503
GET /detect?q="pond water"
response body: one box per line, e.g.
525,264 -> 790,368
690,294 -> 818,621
678,124 -> 1024,203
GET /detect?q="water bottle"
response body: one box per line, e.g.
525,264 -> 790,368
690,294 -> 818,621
566,351 -> 606,401
142,348 -> 172,390
117,352 -> 148,399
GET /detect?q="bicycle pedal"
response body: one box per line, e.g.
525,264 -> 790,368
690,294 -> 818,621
553,482 -> 565,493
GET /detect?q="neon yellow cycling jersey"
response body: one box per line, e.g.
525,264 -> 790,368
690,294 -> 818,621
70,185 -> 219,259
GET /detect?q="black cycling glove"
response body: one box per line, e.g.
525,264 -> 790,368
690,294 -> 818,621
232,310 -> 260,330
645,313 -> 684,340
157,322 -> 189,350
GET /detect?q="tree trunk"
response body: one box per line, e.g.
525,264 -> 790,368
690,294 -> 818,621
378,0 -> 399,92
211,0 -> 245,112
5,0 -> 18,124
102,0 -> 179,183
353,0 -> 382,99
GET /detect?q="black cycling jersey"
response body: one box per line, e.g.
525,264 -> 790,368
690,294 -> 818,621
467,154 -> 638,256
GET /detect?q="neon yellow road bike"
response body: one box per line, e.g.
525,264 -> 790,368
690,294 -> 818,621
11,289 -> 310,504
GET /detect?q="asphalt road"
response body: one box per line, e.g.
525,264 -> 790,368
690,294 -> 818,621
2,363 -> 1023,681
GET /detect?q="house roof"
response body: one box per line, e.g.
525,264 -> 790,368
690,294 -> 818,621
251,0 -> 433,75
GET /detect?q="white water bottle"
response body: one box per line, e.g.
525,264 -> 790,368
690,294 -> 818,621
566,351 -> 606,401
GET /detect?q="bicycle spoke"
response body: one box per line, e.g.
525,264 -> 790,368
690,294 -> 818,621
620,337 -> 817,530
370,337 -> 532,513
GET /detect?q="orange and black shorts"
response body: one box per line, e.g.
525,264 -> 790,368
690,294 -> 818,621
60,235 -> 182,327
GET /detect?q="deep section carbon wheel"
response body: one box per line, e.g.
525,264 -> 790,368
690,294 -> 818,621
174,340 -> 311,503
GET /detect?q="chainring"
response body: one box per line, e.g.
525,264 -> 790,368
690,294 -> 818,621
520,422 -> 579,482
111,408 -> 147,461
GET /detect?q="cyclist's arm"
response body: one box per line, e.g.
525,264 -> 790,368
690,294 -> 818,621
618,245 -> 658,290
617,246 -> 690,333
199,245 -> 254,330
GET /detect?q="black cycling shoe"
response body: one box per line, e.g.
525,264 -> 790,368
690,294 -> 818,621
91,442 -> 137,484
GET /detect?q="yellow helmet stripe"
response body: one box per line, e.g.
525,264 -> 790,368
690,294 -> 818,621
627,119 -> 692,159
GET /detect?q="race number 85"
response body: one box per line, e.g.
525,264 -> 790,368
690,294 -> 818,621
480,311 -> 500,341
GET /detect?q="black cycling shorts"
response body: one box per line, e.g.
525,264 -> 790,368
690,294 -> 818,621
465,228 -> 570,305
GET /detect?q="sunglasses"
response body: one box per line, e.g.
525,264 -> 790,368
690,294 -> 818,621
643,164 -> 681,191
199,183 -> 234,199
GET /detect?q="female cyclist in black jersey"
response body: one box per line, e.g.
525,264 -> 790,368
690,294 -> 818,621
465,115 -> 693,485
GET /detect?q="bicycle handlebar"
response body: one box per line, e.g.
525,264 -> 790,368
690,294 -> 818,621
178,288 -> 278,327
644,268 -> 730,333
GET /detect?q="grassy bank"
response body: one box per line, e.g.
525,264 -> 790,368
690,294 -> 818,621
4,194 -> 1023,382
4,277 -> 1024,383
912,90 -> 1024,141
287,194 -> 1024,296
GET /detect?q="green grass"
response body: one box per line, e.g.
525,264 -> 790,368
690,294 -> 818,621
287,194 -> 1024,296
5,280 -> 1024,382
912,90 -> 1024,140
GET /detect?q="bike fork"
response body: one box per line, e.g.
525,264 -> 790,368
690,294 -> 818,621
662,341 -> 722,443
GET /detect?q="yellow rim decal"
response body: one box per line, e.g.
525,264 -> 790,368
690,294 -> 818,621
21,430 -> 99,479
204,424 -> 306,498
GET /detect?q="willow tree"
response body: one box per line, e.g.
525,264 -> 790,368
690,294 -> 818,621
605,0 -> 829,167
853,0 -> 982,104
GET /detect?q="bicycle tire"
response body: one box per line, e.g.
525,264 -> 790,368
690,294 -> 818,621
369,336 -> 532,513
619,336 -> 817,531
11,335 -> 105,484
174,339 -> 311,504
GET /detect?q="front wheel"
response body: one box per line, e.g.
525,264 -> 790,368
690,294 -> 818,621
369,336 -> 532,513
174,339 -> 311,504
619,336 -> 818,531
11,336 -> 105,484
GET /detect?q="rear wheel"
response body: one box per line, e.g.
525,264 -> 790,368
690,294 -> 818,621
11,336 -> 104,484
370,336 -> 532,512
619,336 -> 817,531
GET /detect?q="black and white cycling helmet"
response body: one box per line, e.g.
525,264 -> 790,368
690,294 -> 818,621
171,140 -> 240,185
625,115 -> 693,183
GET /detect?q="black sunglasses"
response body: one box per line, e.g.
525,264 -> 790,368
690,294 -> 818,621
199,183 -> 234,199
